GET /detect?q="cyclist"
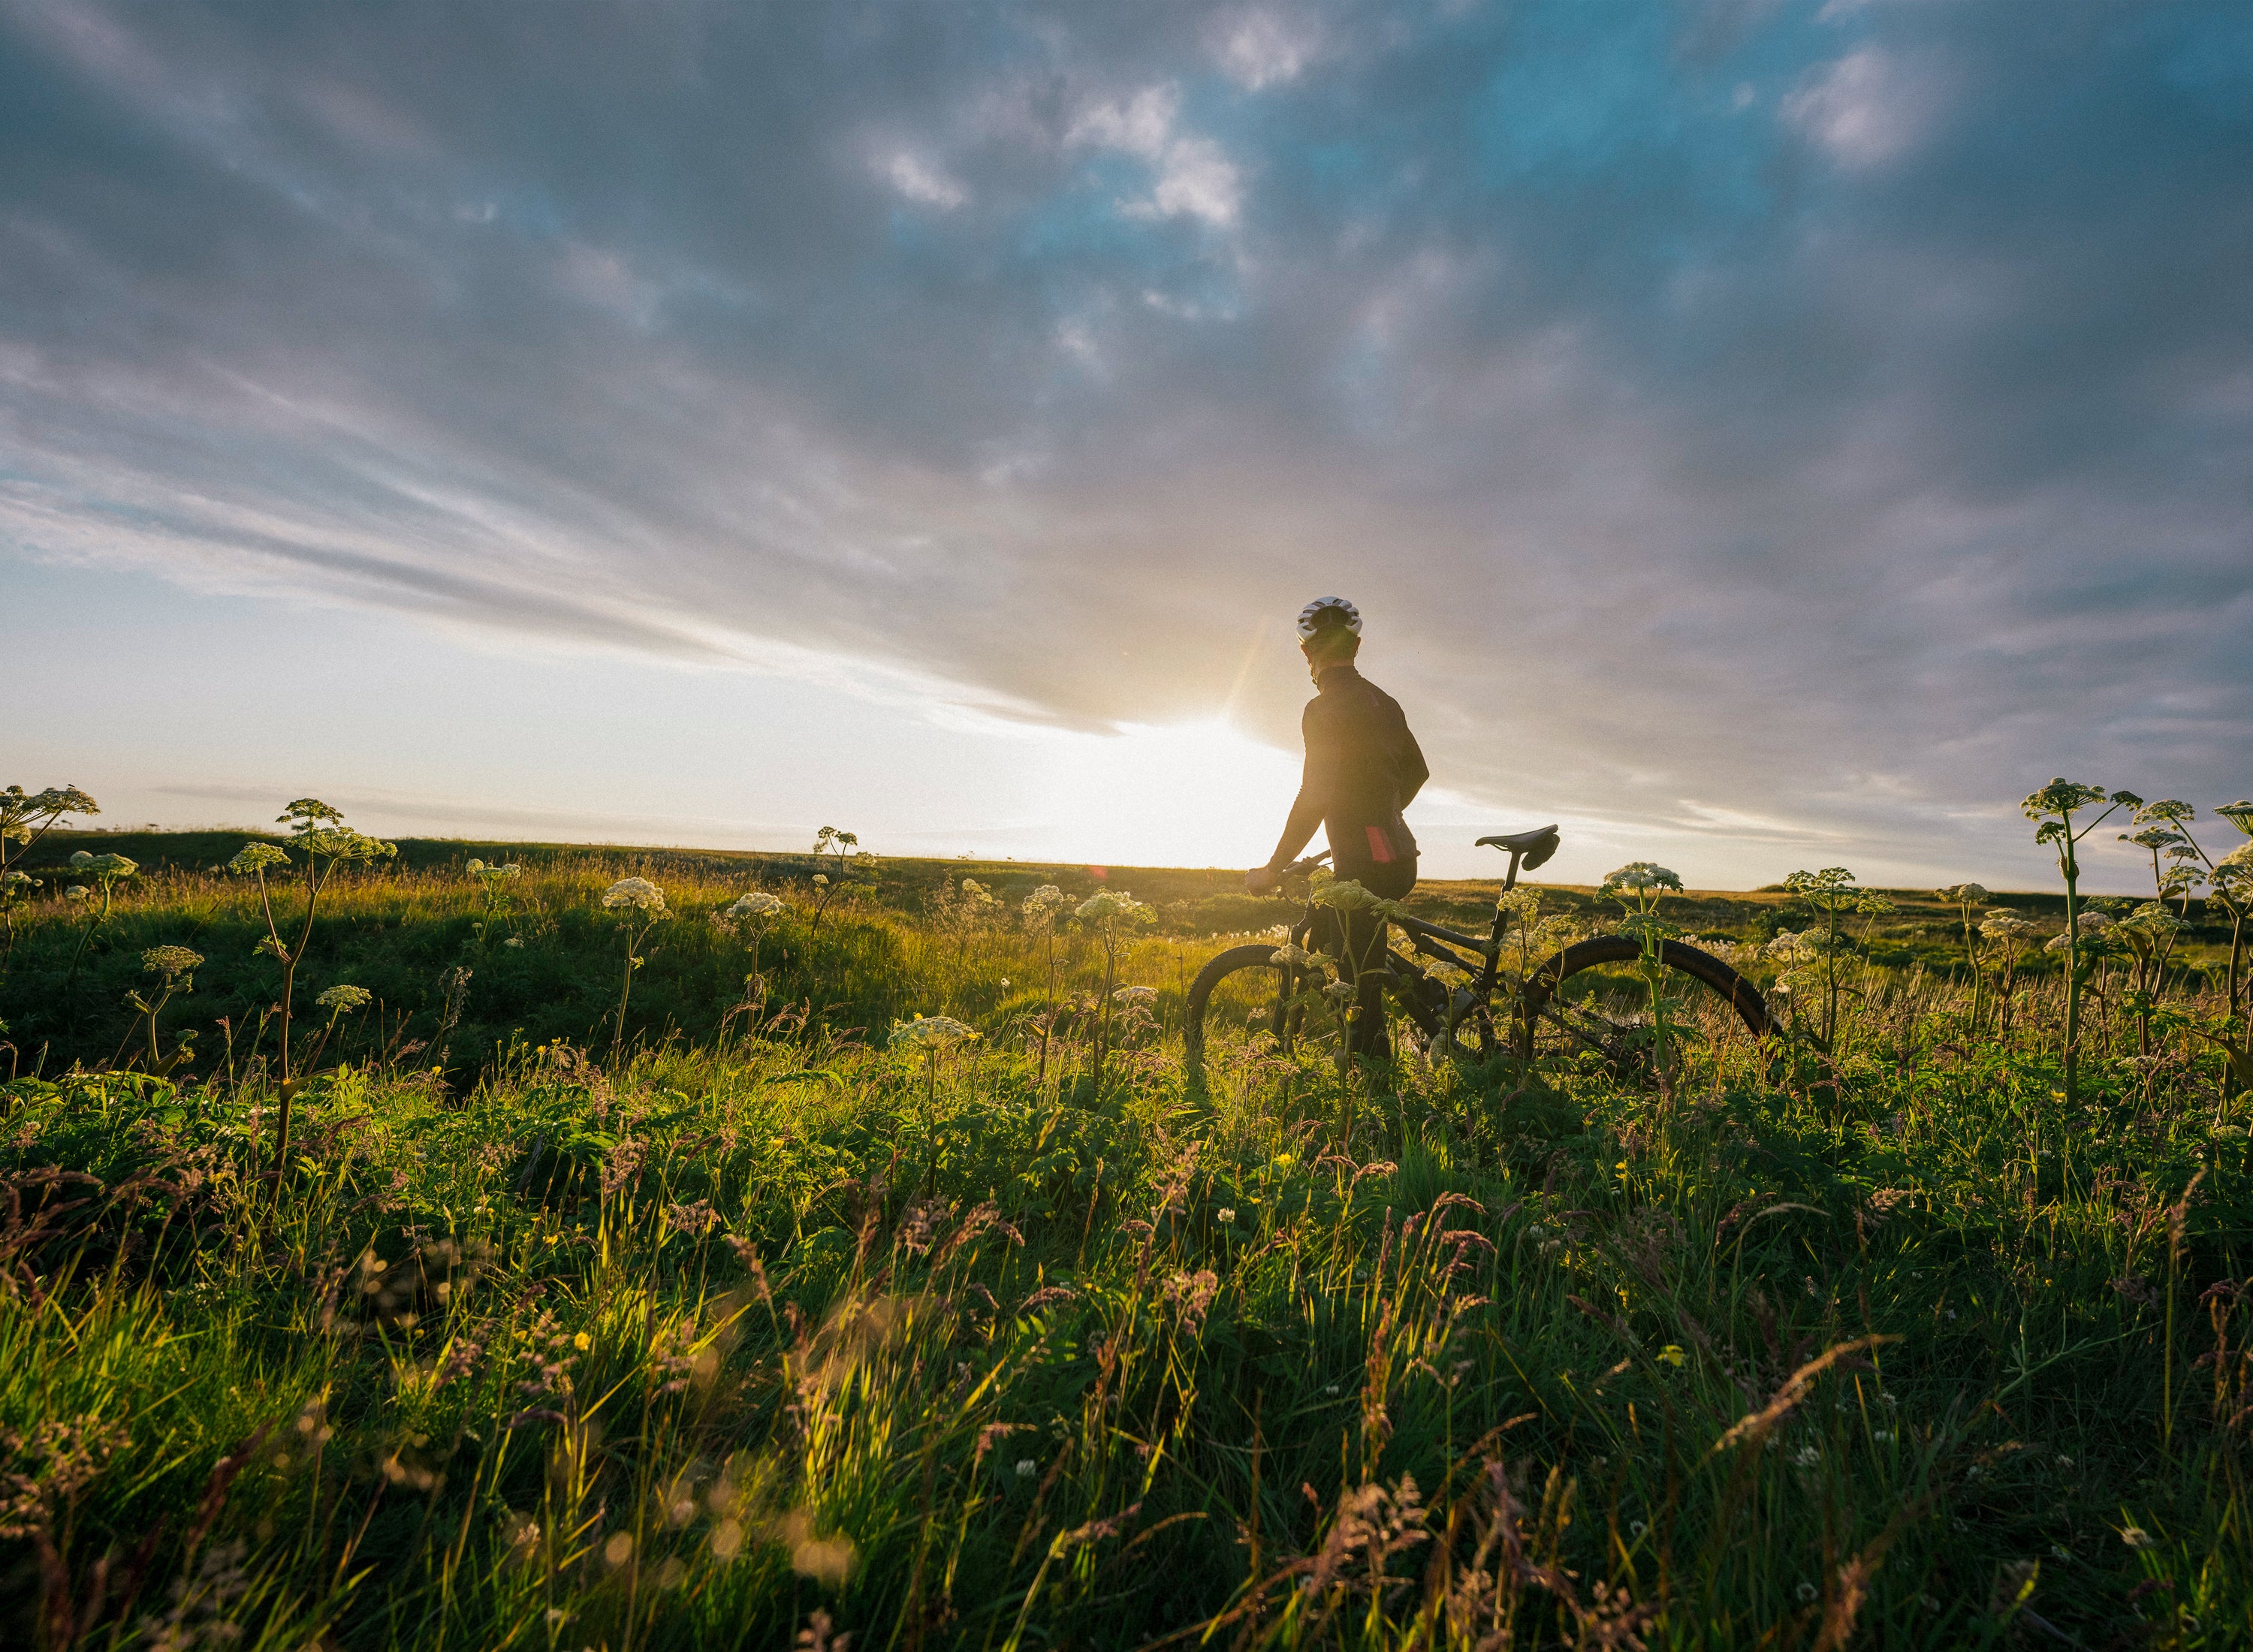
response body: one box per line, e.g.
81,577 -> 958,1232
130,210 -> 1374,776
1244,597 -> 1429,1059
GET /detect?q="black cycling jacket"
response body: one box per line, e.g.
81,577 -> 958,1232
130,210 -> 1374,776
1265,663 -> 1430,875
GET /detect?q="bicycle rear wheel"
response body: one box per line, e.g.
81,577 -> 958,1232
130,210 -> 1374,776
1514,936 -> 1770,1061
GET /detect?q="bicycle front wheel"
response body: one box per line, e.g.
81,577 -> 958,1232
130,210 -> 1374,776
1515,936 -> 1771,1061
1184,943 -> 1319,1065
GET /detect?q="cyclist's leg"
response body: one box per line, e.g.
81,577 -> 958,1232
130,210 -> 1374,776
1336,858 -> 1418,1061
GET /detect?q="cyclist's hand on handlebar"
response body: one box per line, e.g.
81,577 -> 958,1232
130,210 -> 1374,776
1244,865 -> 1281,896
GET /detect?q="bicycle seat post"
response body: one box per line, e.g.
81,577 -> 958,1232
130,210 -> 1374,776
1500,850 -> 1525,896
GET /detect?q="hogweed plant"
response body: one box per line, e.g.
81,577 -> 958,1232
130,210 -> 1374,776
0,868 -> 35,970
61,849 -> 138,996
722,890 -> 787,1008
2113,903 -> 2188,1057
1075,888 -> 1150,1093
1308,870 -> 1406,1069
0,782 -> 98,879
2022,779 -> 2131,1105
600,876 -> 670,1059
1979,910 -> 2040,1036
807,826 -> 860,936
227,800 -> 396,1191
889,1013 -> 976,1154
2119,797 -> 2204,915
1019,885 -> 1067,1090
1779,867 -> 1887,1048
463,858 -> 523,947
1600,863 -> 1684,1091
126,945 -> 203,1077
300,983 -> 373,1077
1935,883 -> 1990,1032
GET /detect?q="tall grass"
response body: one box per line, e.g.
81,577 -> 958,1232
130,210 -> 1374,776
0,842 -> 2245,1649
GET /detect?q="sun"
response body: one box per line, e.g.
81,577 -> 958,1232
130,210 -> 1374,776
1028,717 -> 1302,869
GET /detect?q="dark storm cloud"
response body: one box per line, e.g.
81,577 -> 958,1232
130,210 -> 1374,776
3,0 -> 2248,867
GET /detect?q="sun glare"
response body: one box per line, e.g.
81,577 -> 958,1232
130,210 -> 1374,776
1031,718 -> 1301,869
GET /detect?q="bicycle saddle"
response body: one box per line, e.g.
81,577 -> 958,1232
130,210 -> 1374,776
1475,824 -> 1561,869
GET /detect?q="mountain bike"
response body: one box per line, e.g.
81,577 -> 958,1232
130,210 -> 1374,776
1182,826 -> 1772,1069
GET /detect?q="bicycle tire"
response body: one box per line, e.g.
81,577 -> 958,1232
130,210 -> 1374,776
1184,943 -> 1307,1064
1513,936 -> 1771,1060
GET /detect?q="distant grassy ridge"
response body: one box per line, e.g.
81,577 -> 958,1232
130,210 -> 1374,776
2,830 -> 2233,1082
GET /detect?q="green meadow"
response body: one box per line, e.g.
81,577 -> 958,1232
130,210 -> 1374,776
1,819 -> 2247,1649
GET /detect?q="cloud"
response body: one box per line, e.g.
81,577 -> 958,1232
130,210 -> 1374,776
1069,83 -> 1244,227
1782,47 -> 1950,167
1216,9 -> 1323,91
1,0 -> 2248,879
882,149 -> 967,209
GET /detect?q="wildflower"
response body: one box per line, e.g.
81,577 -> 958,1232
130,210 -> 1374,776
142,945 -> 204,980
573,1331 -> 592,1352
466,859 -> 485,873
891,1014 -> 977,1052
728,890 -> 787,918
2216,800 -> 2253,837
2077,909 -> 2113,932
1076,889 -> 1145,921
69,849 -> 92,868
1216,1207 -> 1236,1223
1980,912 -> 2037,941
1935,882 -> 1989,904
1308,870 -> 1398,916
1015,1458 -> 1038,1479
1790,1444 -> 1820,1468
602,876 -> 667,912
1322,980 -> 1355,1003
1602,862 -> 1684,894
2120,1526 -> 2155,1550
64,885 -> 89,902
1657,1345 -> 1686,1367
1269,942 -> 1323,969
1113,984 -> 1157,1004
504,936 -> 523,948
228,843 -> 288,875
315,984 -> 372,1012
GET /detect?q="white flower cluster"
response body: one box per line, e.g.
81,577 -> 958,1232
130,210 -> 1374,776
1602,861 -> 1682,894
602,876 -> 667,913
891,1014 -> 977,1052
316,984 -> 373,1012
1979,911 -> 2038,942
1077,889 -> 1147,922
141,945 -> 204,978
728,891 -> 786,918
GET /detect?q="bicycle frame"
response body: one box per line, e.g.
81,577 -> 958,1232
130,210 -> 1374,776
1279,837 -> 1549,1039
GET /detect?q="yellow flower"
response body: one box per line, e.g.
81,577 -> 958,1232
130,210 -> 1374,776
573,1331 -> 592,1352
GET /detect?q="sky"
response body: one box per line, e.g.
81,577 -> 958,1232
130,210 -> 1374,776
4,0 -> 2249,893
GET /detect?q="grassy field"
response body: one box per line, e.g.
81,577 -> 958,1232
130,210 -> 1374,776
1,827 -> 2248,1649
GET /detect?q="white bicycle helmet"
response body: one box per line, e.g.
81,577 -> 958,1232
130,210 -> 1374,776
1296,595 -> 1362,641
